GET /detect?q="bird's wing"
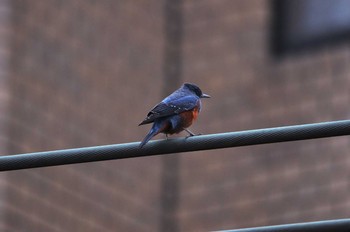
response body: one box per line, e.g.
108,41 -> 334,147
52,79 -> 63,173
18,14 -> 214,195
139,95 -> 199,125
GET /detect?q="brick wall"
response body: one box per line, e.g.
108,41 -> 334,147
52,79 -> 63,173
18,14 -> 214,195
179,0 -> 350,230
2,1 -> 164,231
0,0 -> 349,231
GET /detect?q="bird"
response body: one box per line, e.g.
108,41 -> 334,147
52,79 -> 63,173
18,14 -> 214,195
139,83 -> 210,148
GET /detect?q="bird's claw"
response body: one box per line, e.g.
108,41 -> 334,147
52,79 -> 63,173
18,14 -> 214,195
185,133 -> 202,138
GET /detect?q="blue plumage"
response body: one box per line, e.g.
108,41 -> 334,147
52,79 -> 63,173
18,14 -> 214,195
139,83 -> 210,148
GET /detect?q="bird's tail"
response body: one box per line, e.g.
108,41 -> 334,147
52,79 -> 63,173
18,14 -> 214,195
139,123 -> 162,148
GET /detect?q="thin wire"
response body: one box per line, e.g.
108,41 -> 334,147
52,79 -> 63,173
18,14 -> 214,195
223,218 -> 350,232
0,120 -> 350,171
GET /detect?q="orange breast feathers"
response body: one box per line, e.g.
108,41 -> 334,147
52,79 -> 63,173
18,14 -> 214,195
179,106 -> 200,128
192,106 -> 200,121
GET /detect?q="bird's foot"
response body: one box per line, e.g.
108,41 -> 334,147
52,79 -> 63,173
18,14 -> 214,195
184,128 -> 201,138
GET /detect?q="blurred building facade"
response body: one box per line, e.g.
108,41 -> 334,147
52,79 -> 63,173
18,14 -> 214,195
0,0 -> 349,231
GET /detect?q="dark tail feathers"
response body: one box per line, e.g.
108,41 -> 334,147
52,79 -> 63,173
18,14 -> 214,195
139,126 -> 159,148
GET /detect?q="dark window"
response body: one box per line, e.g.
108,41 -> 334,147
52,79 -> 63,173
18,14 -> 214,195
272,0 -> 350,56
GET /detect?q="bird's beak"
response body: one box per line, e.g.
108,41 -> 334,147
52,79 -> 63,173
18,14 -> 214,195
201,93 -> 211,98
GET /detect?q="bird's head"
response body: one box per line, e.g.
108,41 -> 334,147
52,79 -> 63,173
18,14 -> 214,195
183,83 -> 211,98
